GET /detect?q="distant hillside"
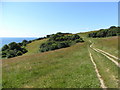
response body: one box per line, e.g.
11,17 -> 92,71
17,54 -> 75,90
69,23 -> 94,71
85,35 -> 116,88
88,26 -> 119,38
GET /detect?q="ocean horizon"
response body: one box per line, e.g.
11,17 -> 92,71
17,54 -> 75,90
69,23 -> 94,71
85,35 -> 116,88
0,37 -> 37,48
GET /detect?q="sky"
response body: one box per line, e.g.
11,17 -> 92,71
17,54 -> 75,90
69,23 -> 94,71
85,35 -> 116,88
0,2 -> 118,37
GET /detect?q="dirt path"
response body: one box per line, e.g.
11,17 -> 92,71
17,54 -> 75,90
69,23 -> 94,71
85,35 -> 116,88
90,40 -> 119,60
89,40 -> 120,67
88,50 -> 107,89
93,48 -> 120,67
95,48 -> 119,60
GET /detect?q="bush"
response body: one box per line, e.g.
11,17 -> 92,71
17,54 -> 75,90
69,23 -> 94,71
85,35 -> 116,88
16,51 -> 23,56
1,43 -> 28,58
2,51 -> 7,58
8,42 -> 21,50
2,55 -> 6,58
2,51 -> 7,55
21,40 -> 28,46
6,50 -> 16,58
2,44 -> 9,51
39,33 -> 84,52
21,48 -> 28,53
75,38 -> 84,43
88,26 -> 119,38
6,54 -> 14,58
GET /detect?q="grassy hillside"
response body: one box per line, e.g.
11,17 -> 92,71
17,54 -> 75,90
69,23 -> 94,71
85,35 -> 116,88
77,30 -> 98,38
2,32 -> 119,88
89,47 -> 118,88
91,36 -> 118,57
78,31 -> 118,57
2,41 -> 100,88
24,39 -> 48,55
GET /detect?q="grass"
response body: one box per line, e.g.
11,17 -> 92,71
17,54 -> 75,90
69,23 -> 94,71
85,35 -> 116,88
2,42 -> 100,88
78,33 -> 119,88
2,33 -> 119,88
24,39 -> 48,55
89,47 -> 119,88
91,36 -> 118,57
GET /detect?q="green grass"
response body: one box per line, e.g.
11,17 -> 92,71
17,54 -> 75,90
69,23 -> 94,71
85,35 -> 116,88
91,36 -> 118,57
24,39 -> 48,55
78,34 -> 119,88
2,42 -> 100,88
2,34 -> 119,88
89,48 -> 118,88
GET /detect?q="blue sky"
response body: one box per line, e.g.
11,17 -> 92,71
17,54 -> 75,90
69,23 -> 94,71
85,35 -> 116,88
1,2 -> 118,37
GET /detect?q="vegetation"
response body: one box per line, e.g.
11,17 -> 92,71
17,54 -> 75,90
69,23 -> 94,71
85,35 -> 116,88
1,42 -> 28,58
1,37 -> 47,58
90,36 -> 118,57
1,39 -> 32,58
40,32 -> 84,52
24,39 -> 48,55
90,47 -> 118,88
2,42 -> 100,88
88,26 -> 120,38
2,26 -> 119,88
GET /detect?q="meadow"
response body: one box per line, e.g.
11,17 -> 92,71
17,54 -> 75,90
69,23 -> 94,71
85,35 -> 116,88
2,40 -> 100,88
2,34 -> 119,88
91,36 -> 118,57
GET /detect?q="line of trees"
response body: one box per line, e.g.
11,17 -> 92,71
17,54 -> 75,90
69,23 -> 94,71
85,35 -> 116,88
88,26 -> 120,38
39,32 -> 84,52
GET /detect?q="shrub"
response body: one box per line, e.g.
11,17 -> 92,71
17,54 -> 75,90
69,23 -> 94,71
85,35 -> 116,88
8,42 -> 21,50
75,38 -> 84,43
39,33 -> 84,52
2,55 -> 6,58
16,51 -> 23,56
21,40 -> 28,46
2,51 -> 7,58
21,48 -> 28,53
88,26 -> 119,38
1,43 -> 28,58
6,50 -> 16,58
2,44 -> 9,51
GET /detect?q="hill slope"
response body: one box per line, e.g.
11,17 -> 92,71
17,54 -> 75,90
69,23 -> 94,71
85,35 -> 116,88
24,39 -> 48,55
3,41 -> 100,88
2,34 -> 119,88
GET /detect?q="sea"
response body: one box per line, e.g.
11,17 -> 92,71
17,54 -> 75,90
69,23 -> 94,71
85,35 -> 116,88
0,37 -> 37,48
